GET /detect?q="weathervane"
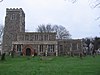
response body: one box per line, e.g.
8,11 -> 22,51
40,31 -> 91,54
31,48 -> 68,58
0,0 -> 3,2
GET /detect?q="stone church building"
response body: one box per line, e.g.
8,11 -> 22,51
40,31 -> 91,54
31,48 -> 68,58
2,8 -> 83,56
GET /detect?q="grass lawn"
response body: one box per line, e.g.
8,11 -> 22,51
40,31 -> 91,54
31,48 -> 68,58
0,55 -> 100,75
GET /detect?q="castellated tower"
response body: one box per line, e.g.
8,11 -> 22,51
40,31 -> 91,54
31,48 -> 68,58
2,8 -> 25,53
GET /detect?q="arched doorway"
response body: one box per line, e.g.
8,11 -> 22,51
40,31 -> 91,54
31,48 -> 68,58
26,48 -> 31,56
22,45 -> 35,56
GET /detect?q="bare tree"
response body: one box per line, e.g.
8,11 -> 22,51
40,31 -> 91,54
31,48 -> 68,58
0,25 -> 3,39
88,0 -> 100,8
46,24 -> 53,32
66,0 -> 100,7
53,25 -> 71,39
65,0 -> 100,20
37,24 -> 53,32
37,24 -> 71,40
67,0 -> 77,3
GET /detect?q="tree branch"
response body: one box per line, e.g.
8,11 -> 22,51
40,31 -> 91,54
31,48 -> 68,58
94,2 -> 100,8
95,17 -> 100,20
0,0 -> 3,2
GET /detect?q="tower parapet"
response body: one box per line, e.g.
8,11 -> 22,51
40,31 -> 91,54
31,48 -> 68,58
6,8 -> 23,11
6,8 -> 25,17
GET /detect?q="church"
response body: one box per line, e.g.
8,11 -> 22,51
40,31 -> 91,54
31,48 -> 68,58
2,8 -> 83,56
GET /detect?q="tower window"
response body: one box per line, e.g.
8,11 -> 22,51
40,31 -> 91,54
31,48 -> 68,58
10,14 -> 16,20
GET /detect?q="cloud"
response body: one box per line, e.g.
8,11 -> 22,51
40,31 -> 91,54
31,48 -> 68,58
0,0 -> 100,38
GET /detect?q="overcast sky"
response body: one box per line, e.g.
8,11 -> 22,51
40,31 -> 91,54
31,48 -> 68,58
0,0 -> 100,39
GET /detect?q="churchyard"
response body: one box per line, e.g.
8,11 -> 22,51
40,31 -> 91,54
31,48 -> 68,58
0,55 -> 100,75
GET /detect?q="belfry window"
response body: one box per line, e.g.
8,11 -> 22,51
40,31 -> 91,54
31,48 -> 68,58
10,14 -> 16,20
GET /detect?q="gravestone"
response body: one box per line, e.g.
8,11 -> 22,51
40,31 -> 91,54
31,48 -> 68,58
1,53 -> 6,61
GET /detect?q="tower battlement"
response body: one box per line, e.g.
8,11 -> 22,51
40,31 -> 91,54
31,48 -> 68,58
6,8 -> 25,16
6,8 -> 23,11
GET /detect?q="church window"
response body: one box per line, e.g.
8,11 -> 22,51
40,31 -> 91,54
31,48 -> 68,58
17,45 -> 21,52
49,35 -> 52,41
30,35 -> 34,41
40,45 -> 43,52
48,45 -> 54,52
25,34 -> 29,41
72,43 -> 77,50
35,35 -> 38,40
39,35 -> 42,41
59,45 -> 63,52
44,34 -> 48,41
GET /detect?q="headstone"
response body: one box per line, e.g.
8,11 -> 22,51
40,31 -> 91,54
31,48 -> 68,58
11,51 -> 14,58
1,53 -> 6,61
79,52 -> 83,59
